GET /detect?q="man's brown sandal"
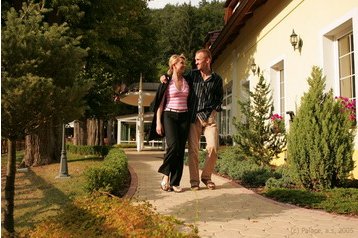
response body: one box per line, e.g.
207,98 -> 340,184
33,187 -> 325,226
202,180 -> 215,190
191,185 -> 200,191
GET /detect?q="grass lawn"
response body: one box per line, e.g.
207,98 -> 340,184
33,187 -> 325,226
1,152 -> 104,232
1,151 -> 198,237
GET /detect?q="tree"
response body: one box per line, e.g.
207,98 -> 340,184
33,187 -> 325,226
233,75 -> 287,166
150,1 -> 224,73
287,67 -> 354,190
72,0 -> 157,145
1,2 -> 87,233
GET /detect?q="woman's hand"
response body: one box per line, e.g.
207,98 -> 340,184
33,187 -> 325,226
156,123 -> 164,136
160,75 -> 167,84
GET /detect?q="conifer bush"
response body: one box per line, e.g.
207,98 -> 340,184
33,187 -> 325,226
287,66 -> 355,190
233,75 -> 286,166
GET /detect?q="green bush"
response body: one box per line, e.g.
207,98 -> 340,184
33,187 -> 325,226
84,148 -> 129,196
265,165 -> 297,189
114,143 -> 137,148
186,146 -> 278,187
216,146 -> 245,174
233,75 -> 286,166
241,167 -> 273,187
264,188 -> 326,206
67,144 -> 110,157
287,67 -> 355,190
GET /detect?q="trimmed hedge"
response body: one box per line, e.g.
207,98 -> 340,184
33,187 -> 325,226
84,148 -> 129,196
67,144 -> 110,157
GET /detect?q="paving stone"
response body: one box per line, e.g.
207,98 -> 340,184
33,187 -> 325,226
125,150 -> 358,238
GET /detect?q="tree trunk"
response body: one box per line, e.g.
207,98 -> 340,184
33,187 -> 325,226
73,119 -> 87,145
4,138 -> 16,235
23,121 -> 61,166
106,119 -> 113,145
87,118 -> 104,146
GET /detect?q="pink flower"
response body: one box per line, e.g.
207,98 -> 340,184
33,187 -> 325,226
336,96 -> 356,122
271,114 -> 283,121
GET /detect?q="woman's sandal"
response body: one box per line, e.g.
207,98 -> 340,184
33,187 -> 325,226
172,186 -> 182,193
160,178 -> 171,191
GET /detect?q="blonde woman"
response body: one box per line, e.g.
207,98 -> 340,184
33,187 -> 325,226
149,54 -> 191,192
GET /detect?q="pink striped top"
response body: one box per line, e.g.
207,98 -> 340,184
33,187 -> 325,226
164,79 -> 189,111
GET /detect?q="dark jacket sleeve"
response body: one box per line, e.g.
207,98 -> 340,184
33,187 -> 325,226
148,80 -> 169,141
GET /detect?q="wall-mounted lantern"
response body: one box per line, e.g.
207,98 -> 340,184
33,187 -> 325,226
290,29 -> 303,52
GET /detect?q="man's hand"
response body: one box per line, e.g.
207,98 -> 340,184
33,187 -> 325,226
160,75 -> 167,84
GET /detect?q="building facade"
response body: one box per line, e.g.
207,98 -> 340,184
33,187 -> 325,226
209,0 -> 358,177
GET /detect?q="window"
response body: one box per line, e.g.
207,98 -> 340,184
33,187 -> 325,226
219,82 -> 232,136
338,32 -> 355,100
271,60 -> 285,118
279,69 -> 285,117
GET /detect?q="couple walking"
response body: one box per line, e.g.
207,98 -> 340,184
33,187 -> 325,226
149,49 -> 223,193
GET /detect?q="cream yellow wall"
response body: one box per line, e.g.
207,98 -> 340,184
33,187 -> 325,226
213,0 -> 358,178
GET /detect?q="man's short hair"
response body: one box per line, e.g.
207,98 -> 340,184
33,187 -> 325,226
196,49 -> 212,61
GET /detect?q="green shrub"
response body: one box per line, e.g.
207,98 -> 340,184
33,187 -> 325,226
265,165 -> 297,189
241,167 -> 273,187
114,143 -> 137,148
186,146 -> 277,187
67,144 -> 110,157
216,146 -> 245,174
264,188 -> 326,206
287,67 -> 355,190
264,188 -> 358,215
233,75 -> 286,166
319,188 -> 358,214
84,148 -> 129,196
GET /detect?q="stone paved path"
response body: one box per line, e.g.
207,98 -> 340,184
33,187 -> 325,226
125,149 -> 358,238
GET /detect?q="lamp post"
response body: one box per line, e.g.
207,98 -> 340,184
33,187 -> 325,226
57,123 -> 70,178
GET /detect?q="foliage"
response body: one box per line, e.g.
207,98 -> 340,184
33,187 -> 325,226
150,1 -> 224,75
271,114 -> 285,134
233,75 -> 287,166
265,164 -> 297,189
241,168 -> 277,188
264,188 -> 358,215
66,144 -> 110,157
187,146 -> 276,187
77,0 -> 158,120
1,2 -> 88,138
264,188 -> 326,206
27,194 -> 199,238
1,74 -> 55,139
287,67 -> 355,190
84,148 -> 129,196
1,2 -> 87,234
114,143 -> 138,148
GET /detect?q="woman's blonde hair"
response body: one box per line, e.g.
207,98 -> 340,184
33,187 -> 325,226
167,54 -> 186,75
